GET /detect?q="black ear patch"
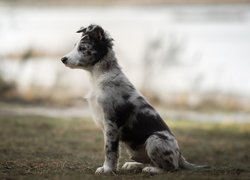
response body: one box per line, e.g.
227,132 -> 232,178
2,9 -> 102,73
88,25 -> 105,41
76,24 -> 104,40
77,24 -> 114,62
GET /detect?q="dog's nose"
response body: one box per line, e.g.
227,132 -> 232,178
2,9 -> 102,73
61,57 -> 68,64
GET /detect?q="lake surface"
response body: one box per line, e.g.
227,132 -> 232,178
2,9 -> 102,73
0,4 -> 250,100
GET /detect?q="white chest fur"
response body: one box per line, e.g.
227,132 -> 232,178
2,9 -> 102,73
86,90 -> 105,130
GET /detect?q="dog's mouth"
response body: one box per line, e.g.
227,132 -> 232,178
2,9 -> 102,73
61,60 -> 79,69
61,57 -> 74,68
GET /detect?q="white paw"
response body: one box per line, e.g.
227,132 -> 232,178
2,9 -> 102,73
121,162 -> 144,171
142,166 -> 163,174
95,166 -> 114,174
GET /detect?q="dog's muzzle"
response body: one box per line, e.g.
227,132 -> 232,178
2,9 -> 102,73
61,57 -> 68,64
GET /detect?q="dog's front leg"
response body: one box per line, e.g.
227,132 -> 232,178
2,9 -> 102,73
95,122 -> 119,174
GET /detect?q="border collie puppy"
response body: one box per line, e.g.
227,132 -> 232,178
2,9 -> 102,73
61,24 -> 208,174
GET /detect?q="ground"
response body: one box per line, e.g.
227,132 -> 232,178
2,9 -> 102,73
0,115 -> 250,179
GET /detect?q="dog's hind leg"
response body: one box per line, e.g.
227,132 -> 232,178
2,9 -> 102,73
145,131 -> 181,172
121,145 -> 149,172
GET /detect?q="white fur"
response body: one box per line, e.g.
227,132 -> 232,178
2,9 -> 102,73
63,40 -> 82,69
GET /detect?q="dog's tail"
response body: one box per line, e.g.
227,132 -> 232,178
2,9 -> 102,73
179,155 -> 210,170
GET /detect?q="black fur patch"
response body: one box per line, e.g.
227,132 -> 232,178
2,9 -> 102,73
92,38 -> 112,64
86,50 -> 91,56
163,150 -> 172,156
120,109 -> 171,150
110,140 -> 119,152
122,94 -> 130,101
108,122 -> 114,128
163,160 -> 175,170
105,139 -> 119,155
168,156 -> 173,163
113,102 -> 136,128
158,164 -> 163,169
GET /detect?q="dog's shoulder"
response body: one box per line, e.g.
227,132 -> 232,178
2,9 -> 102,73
96,70 -> 134,99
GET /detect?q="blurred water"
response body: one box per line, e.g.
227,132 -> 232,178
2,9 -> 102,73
0,4 -> 250,101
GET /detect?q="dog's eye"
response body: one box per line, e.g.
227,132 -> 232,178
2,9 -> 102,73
79,46 -> 86,51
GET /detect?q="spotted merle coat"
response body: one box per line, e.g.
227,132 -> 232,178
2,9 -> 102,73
61,24 -> 208,174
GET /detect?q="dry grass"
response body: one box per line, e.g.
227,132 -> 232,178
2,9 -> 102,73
0,115 -> 250,179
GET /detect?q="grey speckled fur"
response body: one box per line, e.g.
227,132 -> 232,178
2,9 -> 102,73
61,24 -> 208,174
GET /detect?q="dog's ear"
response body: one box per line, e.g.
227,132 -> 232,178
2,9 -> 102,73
88,25 -> 105,41
76,25 -> 106,41
76,26 -> 87,34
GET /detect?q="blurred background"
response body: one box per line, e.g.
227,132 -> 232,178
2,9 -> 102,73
1,0 -> 250,122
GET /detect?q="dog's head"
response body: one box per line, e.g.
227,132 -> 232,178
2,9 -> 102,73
61,24 -> 113,70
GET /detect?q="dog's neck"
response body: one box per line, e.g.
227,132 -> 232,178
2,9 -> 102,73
89,49 -> 121,83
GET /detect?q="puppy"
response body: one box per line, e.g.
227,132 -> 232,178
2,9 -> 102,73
61,24 -> 208,174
